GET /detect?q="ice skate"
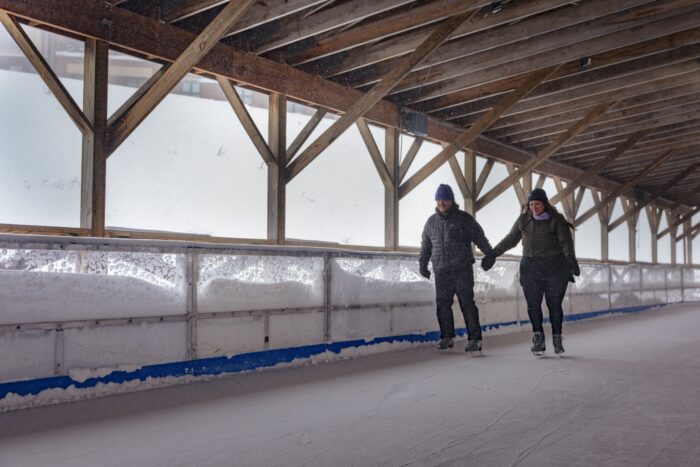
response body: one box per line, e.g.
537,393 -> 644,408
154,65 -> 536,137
437,337 -> 454,351
464,339 -> 482,356
553,334 -> 565,355
531,331 -> 546,356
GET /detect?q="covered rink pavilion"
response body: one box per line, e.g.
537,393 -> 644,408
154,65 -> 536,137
1,1 -> 700,465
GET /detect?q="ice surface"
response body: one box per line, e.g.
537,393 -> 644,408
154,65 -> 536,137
2,303 -> 699,467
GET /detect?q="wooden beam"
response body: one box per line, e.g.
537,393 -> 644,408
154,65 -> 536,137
81,38 -> 109,237
403,6 -> 700,104
646,205 -> 661,263
552,177 -> 574,220
399,65 -> 559,199
316,0 -> 581,77
0,11 -> 91,133
287,108 -> 327,162
0,0 -> 686,211
106,66 -> 167,131
252,0 -> 415,54
288,0 -> 487,65
385,127 -> 399,249
398,137 -> 423,184
658,206 -> 700,239
463,150 -> 476,215
286,7 -> 479,182
476,101 -> 616,211
575,148 -> 681,227
217,77 -> 275,165
267,93 -> 286,243
506,163 -> 527,205
548,129 -> 654,206
107,0 -> 257,154
608,162 -> 700,231
356,118 -> 393,188
475,158 -> 495,197
0,223 -> 89,236
357,0 -> 663,91
535,173 -> 547,190
448,152 -> 470,201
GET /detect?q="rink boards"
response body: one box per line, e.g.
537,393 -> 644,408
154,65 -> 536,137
1,235 -> 699,404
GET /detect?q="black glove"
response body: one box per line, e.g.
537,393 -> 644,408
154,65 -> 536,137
568,258 -> 580,276
481,253 -> 496,271
419,266 -> 431,279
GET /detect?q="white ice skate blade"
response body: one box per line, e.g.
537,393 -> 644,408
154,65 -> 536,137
532,351 -> 546,357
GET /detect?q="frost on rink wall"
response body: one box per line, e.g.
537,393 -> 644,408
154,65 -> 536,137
1,236 -> 699,408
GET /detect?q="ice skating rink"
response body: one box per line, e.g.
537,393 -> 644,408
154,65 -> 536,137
1,303 -> 699,467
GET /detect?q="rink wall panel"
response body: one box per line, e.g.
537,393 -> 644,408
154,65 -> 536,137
1,235 -> 699,404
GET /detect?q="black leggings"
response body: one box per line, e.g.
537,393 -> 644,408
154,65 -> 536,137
434,267 -> 481,340
520,256 -> 570,335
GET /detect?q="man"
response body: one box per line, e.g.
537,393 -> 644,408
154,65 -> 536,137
419,184 -> 495,354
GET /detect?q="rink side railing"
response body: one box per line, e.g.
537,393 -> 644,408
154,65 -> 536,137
1,234 -> 699,402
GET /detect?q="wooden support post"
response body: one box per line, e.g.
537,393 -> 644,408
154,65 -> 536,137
621,198 -> 639,263
646,206 -> 660,264
81,38 -> 109,237
684,219 -> 692,265
463,150 -> 476,216
592,190 -> 612,262
268,93 -> 286,244
668,210 -> 678,265
385,127 -> 400,250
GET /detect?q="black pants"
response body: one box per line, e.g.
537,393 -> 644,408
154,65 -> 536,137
520,255 -> 570,335
434,266 -> 481,340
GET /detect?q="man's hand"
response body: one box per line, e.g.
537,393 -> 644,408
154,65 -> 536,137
481,253 -> 496,272
419,266 -> 431,279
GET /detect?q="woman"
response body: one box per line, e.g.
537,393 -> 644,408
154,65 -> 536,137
482,188 -> 579,355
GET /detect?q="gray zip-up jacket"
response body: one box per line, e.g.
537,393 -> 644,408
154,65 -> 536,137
419,204 -> 493,273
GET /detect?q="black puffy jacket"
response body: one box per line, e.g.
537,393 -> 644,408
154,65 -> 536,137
419,204 -> 493,273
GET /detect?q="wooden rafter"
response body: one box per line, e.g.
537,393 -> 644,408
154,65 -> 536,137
288,0 -> 490,65
316,0 -> 576,78
251,0 -> 415,54
575,148 -> 681,227
218,77 -> 275,165
267,92 -> 286,243
399,65 -> 560,199
356,118 -> 393,188
506,163 -> 527,206
476,101 -> 616,211
286,6 -> 480,182
356,0 -> 663,92
0,11 -> 91,133
397,137 -> 423,184
475,158 -> 495,197
548,129 -> 654,205
107,0 -> 257,154
287,108 -> 327,162
402,6 -> 700,104
608,162 -> 700,231
106,67 -> 167,132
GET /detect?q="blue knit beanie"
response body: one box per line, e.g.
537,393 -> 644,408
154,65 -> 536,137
527,188 -> 548,203
435,184 -> 455,201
